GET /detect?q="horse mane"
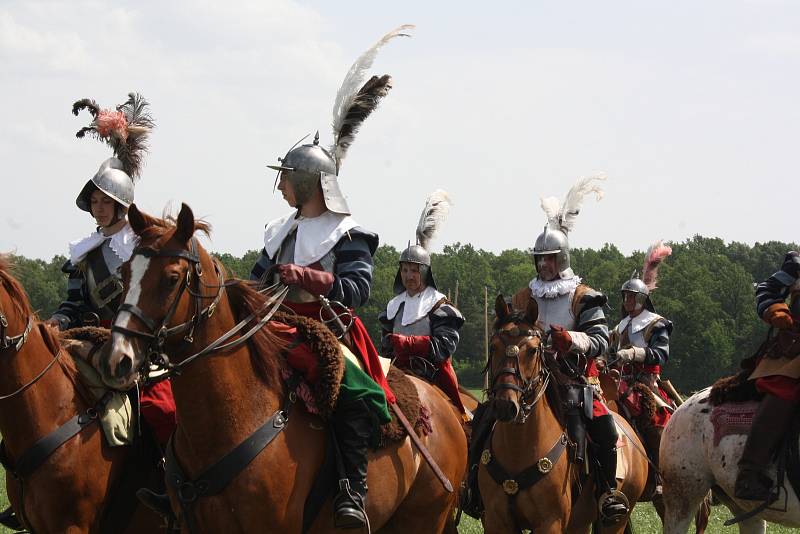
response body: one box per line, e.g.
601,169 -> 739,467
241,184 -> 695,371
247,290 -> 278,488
135,212 -> 212,249
224,281 -> 288,391
0,256 -> 81,389
0,255 -> 34,318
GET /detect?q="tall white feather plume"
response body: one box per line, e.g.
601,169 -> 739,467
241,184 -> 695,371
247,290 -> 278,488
416,189 -> 452,251
540,196 -> 562,230
557,173 -> 606,233
331,24 -> 414,155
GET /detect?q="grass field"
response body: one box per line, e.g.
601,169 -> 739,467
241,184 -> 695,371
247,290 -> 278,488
1,469 -> 796,533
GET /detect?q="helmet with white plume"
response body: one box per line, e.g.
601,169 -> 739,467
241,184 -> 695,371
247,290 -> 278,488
394,190 -> 452,294
621,240 -> 672,313
72,93 -> 154,213
267,25 -> 414,216
534,173 -> 607,279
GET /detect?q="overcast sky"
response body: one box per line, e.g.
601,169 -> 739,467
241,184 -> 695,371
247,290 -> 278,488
2,0 -> 798,260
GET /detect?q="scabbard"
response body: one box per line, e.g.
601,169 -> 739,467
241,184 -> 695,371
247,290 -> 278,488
389,402 -> 453,493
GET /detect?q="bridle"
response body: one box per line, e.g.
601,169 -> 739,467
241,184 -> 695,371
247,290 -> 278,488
110,237 -> 288,381
0,305 -> 58,402
489,320 -> 550,424
0,308 -> 33,352
111,238 -> 224,371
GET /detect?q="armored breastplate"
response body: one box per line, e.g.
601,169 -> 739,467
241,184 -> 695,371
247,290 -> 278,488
621,323 -> 646,348
534,292 -> 575,333
391,303 -> 432,336
275,230 -> 336,303
84,241 -> 124,319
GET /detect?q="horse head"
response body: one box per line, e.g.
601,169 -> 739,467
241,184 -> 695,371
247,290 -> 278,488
489,294 -> 547,423
0,256 -> 35,354
102,203 -> 219,389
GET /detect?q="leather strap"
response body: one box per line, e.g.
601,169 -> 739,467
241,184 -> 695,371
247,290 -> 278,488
482,432 -> 568,497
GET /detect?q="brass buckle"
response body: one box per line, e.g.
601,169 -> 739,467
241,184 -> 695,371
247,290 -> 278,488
92,276 -> 124,308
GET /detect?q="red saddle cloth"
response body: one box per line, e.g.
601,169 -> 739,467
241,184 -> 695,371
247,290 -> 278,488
618,380 -> 672,428
710,401 -> 759,446
281,301 -> 396,404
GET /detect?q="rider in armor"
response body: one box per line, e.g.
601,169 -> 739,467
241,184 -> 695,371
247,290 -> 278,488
47,94 -> 177,495
250,26 -> 412,529
734,251 -> 800,501
378,191 -> 466,416
511,175 -> 629,524
607,241 -> 674,497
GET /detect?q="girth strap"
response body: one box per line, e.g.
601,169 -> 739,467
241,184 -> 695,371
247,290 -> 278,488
165,376 -> 299,532
481,432 -> 568,497
1,391 -> 113,479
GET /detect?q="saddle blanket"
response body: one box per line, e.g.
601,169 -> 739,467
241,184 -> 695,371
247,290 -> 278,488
710,401 -> 759,446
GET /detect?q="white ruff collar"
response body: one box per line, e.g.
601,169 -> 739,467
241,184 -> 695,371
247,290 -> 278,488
263,210 -> 359,267
69,223 -> 139,264
617,309 -> 659,334
530,275 -> 582,299
386,286 -> 445,326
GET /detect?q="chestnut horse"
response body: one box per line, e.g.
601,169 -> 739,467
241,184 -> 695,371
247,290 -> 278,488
477,295 -> 648,534
100,203 -> 467,533
0,256 -> 162,533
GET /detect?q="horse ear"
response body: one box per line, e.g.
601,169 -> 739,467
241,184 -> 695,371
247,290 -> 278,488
128,204 -> 149,235
494,294 -> 509,320
175,203 -> 195,244
525,298 -> 539,326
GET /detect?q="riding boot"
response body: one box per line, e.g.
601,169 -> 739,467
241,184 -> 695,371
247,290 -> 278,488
588,414 -> 629,524
734,393 -> 798,501
463,402 -> 494,518
332,399 -> 374,529
642,425 -> 664,496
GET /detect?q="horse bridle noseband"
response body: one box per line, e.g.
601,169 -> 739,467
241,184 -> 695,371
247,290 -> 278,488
111,238 -> 226,373
490,323 -> 549,423
0,309 -> 33,351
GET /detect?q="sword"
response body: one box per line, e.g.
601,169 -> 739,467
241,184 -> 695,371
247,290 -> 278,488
318,295 -> 454,493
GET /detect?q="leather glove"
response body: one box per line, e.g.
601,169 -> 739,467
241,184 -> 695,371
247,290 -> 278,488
277,264 -> 334,296
549,325 -> 572,353
388,334 -> 432,357
764,302 -> 794,330
616,347 -> 646,363
781,251 -> 800,279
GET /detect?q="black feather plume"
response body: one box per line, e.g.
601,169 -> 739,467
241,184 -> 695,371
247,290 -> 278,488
333,74 -> 392,170
72,98 -> 100,117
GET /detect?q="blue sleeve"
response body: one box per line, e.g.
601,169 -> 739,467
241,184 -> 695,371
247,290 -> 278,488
429,303 -> 465,364
328,234 -> 374,309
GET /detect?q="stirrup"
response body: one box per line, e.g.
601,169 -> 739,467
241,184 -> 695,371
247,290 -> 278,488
334,479 -> 368,530
598,489 -> 630,525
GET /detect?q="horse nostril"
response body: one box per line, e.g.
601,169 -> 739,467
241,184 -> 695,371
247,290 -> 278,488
115,355 -> 133,379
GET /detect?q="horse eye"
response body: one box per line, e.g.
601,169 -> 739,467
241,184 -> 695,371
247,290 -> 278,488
168,274 -> 181,286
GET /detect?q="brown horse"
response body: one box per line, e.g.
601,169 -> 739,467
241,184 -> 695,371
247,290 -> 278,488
477,295 -> 648,534
0,256 -> 162,533
100,203 -> 467,533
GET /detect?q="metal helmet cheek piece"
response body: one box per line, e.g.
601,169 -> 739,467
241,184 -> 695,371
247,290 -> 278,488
393,190 -> 451,294
267,25 -> 415,217
72,93 -> 154,214
535,173 -> 607,280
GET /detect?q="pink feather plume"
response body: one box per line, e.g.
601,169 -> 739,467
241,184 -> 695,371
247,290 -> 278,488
642,240 -> 672,291
95,110 -> 128,140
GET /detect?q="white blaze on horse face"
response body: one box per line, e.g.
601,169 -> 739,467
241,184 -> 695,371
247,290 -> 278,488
110,255 -> 150,357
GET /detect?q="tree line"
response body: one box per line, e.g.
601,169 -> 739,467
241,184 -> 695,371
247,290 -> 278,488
7,236 -> 797,393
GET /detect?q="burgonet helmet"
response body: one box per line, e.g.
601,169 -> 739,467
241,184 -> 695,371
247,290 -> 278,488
267,25 -> 414,216
621,240 -> 672,314
72,93 -> 154,213
534,174 -> 607,279
393,190 -> 451,294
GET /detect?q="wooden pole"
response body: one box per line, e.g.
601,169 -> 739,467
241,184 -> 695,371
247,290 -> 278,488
484,285 -> 489,394
454,279 -> 460,308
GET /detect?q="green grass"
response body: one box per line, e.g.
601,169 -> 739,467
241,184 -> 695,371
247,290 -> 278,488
456,502 -> 795,533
